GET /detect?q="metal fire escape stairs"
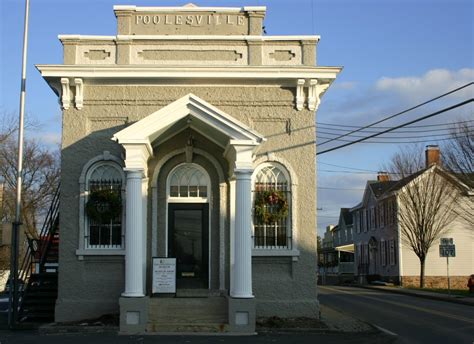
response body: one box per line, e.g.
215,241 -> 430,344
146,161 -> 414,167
16,186 -> 60,324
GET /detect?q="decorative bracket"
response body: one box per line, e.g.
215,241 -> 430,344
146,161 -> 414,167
295,79 -> 330,111
296,79 -> 305,111
74,78 -> 84,110
60,78 -> 70,110
308,79 -> 319,111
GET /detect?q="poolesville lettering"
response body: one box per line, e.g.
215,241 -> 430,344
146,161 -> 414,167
135,14 -> 245,26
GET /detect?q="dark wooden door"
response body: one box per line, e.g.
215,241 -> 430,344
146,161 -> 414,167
168,203 -> 209,289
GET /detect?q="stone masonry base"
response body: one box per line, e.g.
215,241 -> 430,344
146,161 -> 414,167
401,276 -> 469,289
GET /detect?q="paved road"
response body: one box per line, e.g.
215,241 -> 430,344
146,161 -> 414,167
318,285 -> 474,344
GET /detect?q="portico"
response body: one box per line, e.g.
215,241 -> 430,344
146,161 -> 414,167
112,94 -> 265,331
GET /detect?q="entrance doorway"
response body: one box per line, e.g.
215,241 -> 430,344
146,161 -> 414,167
168,203 -> 209,289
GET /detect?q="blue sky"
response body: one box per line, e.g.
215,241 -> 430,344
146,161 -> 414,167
1,0 -> 473,235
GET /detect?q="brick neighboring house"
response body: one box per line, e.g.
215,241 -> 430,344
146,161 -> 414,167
352,146 -> 473,289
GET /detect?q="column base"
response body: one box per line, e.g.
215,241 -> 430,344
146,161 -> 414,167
119,296 -> 149,334
227,296 -> 256,334
121,291 -> 145,297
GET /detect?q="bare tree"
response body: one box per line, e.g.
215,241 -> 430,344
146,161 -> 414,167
0,135 -> 60,239
388,146 -> 459,288
442,121 -> 474,225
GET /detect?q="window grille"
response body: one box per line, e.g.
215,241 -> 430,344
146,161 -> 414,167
252,164 -> 291,249
85,163 -> 124,249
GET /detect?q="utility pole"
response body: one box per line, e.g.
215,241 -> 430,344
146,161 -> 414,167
9,0 -> 30,329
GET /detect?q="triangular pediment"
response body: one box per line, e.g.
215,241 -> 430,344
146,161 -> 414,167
112,93 -> 265,150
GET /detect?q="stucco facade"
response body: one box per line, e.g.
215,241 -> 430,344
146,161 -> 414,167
37,4 -> 341,333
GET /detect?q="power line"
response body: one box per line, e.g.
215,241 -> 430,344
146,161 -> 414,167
317,99 -> 473,155
317,82 -> 473,146
318,161 -> 379,172
317,124 -> 474,134
317,132 -> 472,144
317,129 -> 473,139
317,119 -> 474,129
318,169 -> 375,174
318,186 -> 365,191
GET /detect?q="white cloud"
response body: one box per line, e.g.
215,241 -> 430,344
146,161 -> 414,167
375,68 -> 474,103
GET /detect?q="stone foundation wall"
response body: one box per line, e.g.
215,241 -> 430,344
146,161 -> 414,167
402,276 -> 470,290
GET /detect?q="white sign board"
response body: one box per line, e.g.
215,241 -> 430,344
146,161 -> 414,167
152,258 -> 176,294
440,238 -> 453,245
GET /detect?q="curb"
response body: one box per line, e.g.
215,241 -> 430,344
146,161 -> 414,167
356,285 -> 474,307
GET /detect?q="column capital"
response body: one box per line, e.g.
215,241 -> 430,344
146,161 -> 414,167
224,140 -> 259,177
124,168 -> 145,179
122,142 -> 152,174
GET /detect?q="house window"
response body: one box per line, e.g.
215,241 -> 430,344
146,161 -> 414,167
363,209 -> 368,232
381,239 -> 386,266
392,201 -> 397,224
252,163 -> 291,249
370,206 -> 376,230
85,162 -> 124,249
389,240 -> 396,265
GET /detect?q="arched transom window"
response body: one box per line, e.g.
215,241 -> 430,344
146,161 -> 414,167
168,164 -> 209,199
253,163 -> 292,249
254,164 -> 288,191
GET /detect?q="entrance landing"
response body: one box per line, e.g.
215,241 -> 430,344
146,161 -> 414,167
147,296 -> 228,333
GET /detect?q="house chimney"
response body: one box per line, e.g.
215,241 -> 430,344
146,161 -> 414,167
425,145 -> 440,167
377,171 -> 390,182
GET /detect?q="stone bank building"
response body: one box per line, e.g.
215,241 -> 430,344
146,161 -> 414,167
37,4 -> 340,333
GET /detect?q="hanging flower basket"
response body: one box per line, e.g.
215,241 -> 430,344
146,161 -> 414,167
254,189 -> 289,224
86,189 -> 122,223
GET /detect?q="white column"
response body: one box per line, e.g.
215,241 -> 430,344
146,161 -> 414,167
122,169 -> 145,297
230,169 -> 254,298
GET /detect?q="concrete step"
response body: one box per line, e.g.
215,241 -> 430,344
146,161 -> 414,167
148,296 -> 228,326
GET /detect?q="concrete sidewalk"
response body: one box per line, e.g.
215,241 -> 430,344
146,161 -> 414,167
320,304 -> 375,333
0,303 -> 377,336
358,284 -> 474,306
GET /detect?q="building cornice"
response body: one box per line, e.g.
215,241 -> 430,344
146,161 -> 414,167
113,5 -> 267,13
36,65 -> 341,81
58,34 -> 321,42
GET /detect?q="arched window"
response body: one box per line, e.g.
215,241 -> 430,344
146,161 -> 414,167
85,161 -> 124,249
168,163 -> 209,200
252,163 -> 291,249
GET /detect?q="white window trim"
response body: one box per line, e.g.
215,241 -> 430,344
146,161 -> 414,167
251,156 -> 299,258
76,151 -> 125,260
